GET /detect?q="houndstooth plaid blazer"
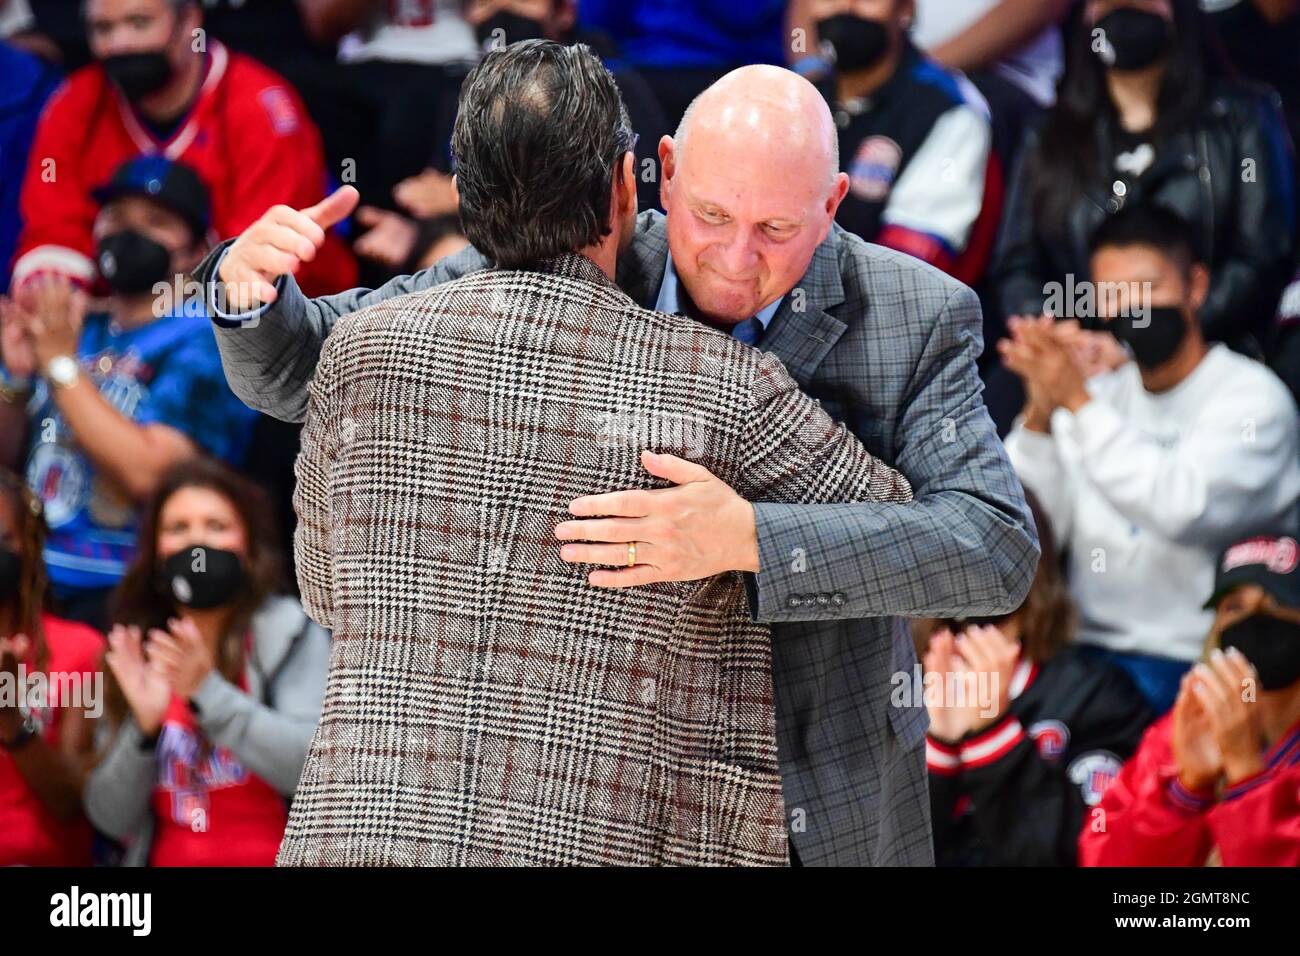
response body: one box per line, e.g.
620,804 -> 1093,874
282,252 -> 913,866
199,209 -> 1039,866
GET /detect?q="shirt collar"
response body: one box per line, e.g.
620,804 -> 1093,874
654,254 -> 782,331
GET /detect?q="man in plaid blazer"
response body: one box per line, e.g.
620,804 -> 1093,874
282,41 -> 913,866
197,60 -> 1039,866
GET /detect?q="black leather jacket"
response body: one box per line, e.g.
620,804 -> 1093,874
993,79 -> 1297,347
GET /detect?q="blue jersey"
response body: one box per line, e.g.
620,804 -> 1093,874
25,304 -> 258,594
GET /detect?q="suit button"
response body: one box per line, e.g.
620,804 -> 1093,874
816,593 -> 830,606
787,595 -> 802,609
831,592 -> 846,607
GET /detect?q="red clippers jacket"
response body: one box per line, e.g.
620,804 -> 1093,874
12,41 -> 355,297
1078,713 -> 1300,867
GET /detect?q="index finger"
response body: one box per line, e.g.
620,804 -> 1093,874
271,205 -> 328,249
567,488 -> 653,518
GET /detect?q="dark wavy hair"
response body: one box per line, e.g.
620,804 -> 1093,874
1028,0 -> 1225,236
105,458 -> 283,726
0,468 -> 50,672
451,39 -> 636,268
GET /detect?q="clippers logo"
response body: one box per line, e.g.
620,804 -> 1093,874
1222,536 -> 1299,575
1028,719 -> 1070,760
848,136 -> 903,203
258,87 -> 301,137
1068,750 -> 1123,806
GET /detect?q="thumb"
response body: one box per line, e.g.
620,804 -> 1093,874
301,185 -> 360,230
640,450 -> 713,485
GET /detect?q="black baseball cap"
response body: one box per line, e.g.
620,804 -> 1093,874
1204,534 -> 1300,610
92,156 -> 210,238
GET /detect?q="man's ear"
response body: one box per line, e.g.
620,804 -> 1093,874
658,135 -> 676,208
819,172 -> 850,242
1187,262 -> 1211,313
618,150 -> 637,218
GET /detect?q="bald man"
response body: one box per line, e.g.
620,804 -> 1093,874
196,64 -> 1039,867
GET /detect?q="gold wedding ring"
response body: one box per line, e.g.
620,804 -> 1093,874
627,542 -> 637,568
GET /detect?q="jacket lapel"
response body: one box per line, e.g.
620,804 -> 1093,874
758,228 -> 849,389
617,209 -> 671,310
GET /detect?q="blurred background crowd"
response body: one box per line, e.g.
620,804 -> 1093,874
0,0 -> 1298,867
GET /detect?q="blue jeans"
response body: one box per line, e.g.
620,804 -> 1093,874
1076,644 -> 1192,716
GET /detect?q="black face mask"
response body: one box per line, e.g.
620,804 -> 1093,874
817,15 -> 892,73
0,548 -> 20,605
158,546 -> 247,611
475,11 -> 547,50
97,229 -> 174,296
1107,304 -> 1188,370
1219,613 -> 1300,692
1094,8 -> 1174,71
102,51 -> 174,101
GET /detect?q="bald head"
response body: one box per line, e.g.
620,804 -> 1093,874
674,65 -> 840,188
655,65 -> 850,327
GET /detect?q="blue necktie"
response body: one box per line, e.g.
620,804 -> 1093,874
732,316 -> 764,346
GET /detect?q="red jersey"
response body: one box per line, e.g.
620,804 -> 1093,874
148,673 -> 287,867
0,613 -> 102,867
13,42 -> 356,297
1078,712 -> 1300,867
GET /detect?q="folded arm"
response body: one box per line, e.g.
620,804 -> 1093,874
749,284 -> 1039,623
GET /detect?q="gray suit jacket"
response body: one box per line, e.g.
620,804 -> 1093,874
196,209 -> 1040,865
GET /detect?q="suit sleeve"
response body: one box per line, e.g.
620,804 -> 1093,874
197,239 -> 490,422
1077,719 -> 1214,867
733,349 -> 914,506
747,282 -> 1039,623
11,80 -> 99,287
292,326 -> 342,627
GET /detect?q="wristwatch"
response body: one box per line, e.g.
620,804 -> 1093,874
2,712 -> 38,751
45,355 -> 80,390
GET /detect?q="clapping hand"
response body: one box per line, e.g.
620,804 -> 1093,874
104,625 -> 172,737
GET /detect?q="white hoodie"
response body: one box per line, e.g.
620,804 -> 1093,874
1006,345 -> 1300,661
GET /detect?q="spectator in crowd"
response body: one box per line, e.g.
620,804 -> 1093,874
804,0 -> 1001,285
921,489 -> 1153,866
913,0 -> 1073,109
1201,0 -> 1300,156
84,458 -> 328,866
1079,532 -> 1300,867
989,0 -> 1296,429
0,156 -> 259,629
0,37 -> 61,291
579,0 -> 788,146
351,0 -> 668,275
0,0 -> 84,66
201,0 -> 323,71
1270,260 -> 1300,405
1000,206 -> 1300,714
294,0 -> 476,223
0,469 -> 102,866
790,0 -> 1070,177
10,0 -> 356,297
